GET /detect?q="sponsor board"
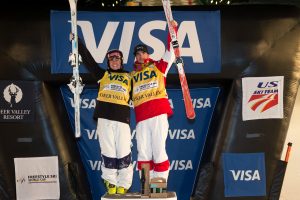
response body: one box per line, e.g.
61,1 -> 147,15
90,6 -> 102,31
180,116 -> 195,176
61,86 -> 219,200
14,156 -> 60,200
51,11 -> 220,74
222,153 -> 266,197
242,76 -> 284,120
0,81 -> 35,122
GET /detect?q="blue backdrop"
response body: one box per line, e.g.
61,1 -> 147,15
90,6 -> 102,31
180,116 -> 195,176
51,10 -> 220,74
61,86 -> 220,200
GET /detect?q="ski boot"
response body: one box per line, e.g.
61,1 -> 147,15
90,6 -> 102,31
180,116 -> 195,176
117,186 -> 128,194
104,180 -> 116,195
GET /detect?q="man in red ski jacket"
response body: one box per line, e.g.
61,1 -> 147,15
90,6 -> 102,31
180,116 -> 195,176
131,21 -> 177,183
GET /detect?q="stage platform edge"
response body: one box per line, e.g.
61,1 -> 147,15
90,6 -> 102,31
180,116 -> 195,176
101,192 -> 177,200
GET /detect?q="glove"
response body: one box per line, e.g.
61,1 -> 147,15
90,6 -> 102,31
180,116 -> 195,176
170,20 -> 178,28
69,33 -> 74,42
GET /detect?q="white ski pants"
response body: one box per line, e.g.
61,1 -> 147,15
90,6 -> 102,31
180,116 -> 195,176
136,114 -> 170,181
96,118 -> 133,189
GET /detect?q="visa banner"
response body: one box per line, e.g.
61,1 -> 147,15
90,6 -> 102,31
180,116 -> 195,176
61,86 -> 220,200
222,153 -> 266,197
51,10 -> 220,74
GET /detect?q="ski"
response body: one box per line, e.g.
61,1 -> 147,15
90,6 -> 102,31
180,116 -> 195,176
162,0 -> 196,119
68,0 -> 84,138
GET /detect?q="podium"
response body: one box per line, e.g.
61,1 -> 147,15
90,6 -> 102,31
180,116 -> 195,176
101,192 -> 177,200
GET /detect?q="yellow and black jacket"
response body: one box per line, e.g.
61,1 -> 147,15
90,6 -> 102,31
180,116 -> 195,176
79,40 -> 131,124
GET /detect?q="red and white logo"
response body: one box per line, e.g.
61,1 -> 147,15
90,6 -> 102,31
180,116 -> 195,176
248,93 -> 278,112
242,77 -> 284,121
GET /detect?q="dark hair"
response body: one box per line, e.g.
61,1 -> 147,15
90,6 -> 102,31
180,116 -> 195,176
106,49 -> 124,69
133,44 -> 149,55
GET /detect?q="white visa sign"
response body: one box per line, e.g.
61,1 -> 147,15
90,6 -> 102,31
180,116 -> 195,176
229,170 -> 261,181
75,20 -> 204,64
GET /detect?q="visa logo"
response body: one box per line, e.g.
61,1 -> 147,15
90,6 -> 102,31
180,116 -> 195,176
89,160 -> 193,171
131,129 -> 195,140
133,71 -> 157,83
229,170 -> 261,181
109,74 -> 129,85
168,129 -> 195,140
69,98 -> 96,109
76,20 -> 203,64
85,129 -> 98,140
169,98 -> 211,109
192,98 -> 211,108
89,160 -> 102,171
170,160 -> 193,170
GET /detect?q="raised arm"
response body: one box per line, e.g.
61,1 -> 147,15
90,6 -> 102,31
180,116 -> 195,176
156,20 -> 177,76
77,37 -> 105,80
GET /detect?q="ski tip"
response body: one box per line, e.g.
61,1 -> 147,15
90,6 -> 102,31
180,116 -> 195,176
75,132 -> 81,138
187,113 -> 196,120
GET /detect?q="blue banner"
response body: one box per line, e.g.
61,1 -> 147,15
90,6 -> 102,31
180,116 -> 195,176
222,153 -> 266,197
61,86 -> 219,200
51,10 -> 220,74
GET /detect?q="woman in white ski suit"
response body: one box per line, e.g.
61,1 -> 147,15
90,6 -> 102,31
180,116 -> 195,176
78,40 -> 133,195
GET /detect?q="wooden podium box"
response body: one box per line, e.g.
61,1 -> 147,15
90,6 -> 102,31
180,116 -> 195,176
101,192 -> 177,200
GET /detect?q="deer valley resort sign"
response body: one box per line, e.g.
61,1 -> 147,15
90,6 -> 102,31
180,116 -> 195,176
0,81 -> 35,122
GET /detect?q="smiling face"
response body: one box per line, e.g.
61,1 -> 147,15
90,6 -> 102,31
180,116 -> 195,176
107,51 -> 122,70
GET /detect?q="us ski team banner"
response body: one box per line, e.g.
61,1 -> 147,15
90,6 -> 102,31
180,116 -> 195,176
51,10 -> 220,74
14,156 -> 60,200
222,153 -> 266,197
61,86 -> 220,200
242,76 -> 284,121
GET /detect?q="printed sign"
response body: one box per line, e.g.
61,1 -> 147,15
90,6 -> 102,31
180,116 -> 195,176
61,86 -> 220,200
0,81 -> 35,122
242,76 -> 284,120
51,10 -> 221,74
223,153 -> 266,197
14,156 -> 60,200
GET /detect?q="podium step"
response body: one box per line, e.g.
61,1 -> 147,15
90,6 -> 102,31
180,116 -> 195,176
101,192 -> 177,200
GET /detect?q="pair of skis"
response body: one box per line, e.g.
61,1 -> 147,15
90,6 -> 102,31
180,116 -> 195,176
68,0 -> 83,138
162,0 -> 196,119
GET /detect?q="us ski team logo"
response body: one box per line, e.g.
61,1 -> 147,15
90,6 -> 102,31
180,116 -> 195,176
242,76 -> 283,121
3,83 -> 23,108
247,81 -> 279,113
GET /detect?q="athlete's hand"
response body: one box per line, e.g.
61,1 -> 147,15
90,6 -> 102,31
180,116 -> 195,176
69,33 -> 74,42
170,20 -> 178,28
